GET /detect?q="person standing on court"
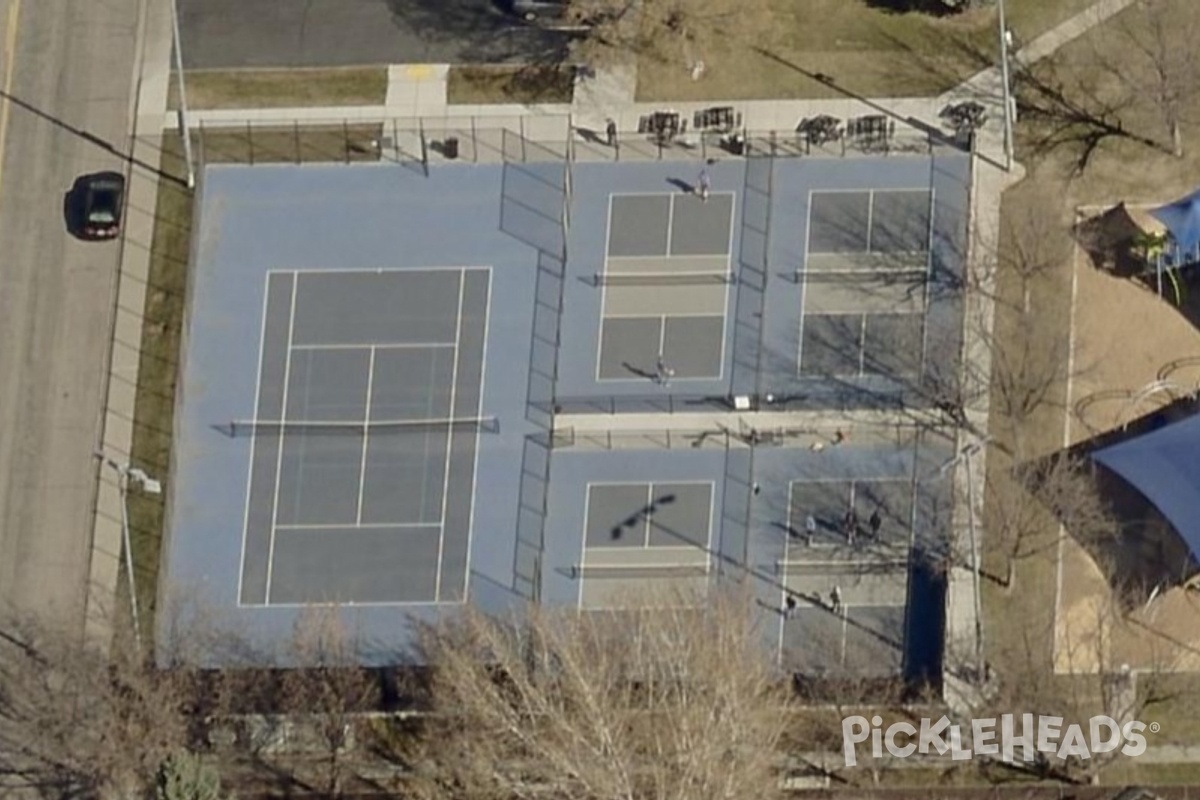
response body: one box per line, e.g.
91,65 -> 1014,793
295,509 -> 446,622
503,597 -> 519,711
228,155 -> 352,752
804,513 -> 817,546
696,168 -> 711,202
830,585 -> 843,615
869,508 -> 882,537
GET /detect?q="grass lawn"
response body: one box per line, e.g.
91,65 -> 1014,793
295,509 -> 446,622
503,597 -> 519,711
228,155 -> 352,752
117,138 -> 193,645
636,0 -> 1096,102
167,67 -> 388,110
446,65 -> 574,105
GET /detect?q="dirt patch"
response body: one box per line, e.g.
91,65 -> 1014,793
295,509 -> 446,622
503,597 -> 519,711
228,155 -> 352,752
446,66 -> 574,105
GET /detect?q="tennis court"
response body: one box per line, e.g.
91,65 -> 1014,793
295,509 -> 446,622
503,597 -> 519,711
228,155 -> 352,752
238,268 -> 491,606
596,192 -> 736,382
573,480 -> 715,609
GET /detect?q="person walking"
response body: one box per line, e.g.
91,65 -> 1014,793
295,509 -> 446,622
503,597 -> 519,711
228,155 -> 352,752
804,513 -> 817,546
830,585 -> 843,615
605,118 -> 617,148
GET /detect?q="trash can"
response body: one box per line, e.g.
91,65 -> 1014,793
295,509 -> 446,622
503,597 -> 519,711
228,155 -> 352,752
444,137 -> 460,160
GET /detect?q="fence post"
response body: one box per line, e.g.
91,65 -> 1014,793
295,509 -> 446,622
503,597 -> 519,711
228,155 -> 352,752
343,119 -> 350,164
292,120 -> 300,163
470,114 -> 478,163
196,119 -> 205,173
247,120 -> 254,165
519,115 -> 527,163
419,118 -> 429,178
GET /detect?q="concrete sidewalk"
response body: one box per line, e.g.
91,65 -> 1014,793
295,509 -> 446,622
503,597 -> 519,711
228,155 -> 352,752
85,0 -> 172,648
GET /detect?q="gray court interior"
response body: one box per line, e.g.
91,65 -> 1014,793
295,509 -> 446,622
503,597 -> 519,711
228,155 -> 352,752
787,479 -> 914,554
598,193 -> 734,381
240,269 -> 489,606
782,605 -> 906,676
585,482 -> 713,550
800,312 -> 924,378
808,190 -> 931,256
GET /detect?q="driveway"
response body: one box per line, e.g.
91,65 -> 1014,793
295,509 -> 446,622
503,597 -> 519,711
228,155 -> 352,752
179,0 -> 569,68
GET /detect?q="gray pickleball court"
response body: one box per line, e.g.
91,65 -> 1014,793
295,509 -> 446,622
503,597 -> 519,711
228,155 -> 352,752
575,480 -> 715,608
597,193 -> 735,382
798,189 -> 934,381
785,479 -> 915,554
238,268 -> 490,606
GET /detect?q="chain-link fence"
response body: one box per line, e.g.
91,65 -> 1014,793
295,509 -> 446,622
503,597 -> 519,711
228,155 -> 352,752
186,113 -> 949,171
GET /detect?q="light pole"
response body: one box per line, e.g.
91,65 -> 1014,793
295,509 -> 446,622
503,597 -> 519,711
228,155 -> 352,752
937,437 -> 991,684
98,455 -> 162,652
997,0 -> 1015,171
168,0 -> 196,188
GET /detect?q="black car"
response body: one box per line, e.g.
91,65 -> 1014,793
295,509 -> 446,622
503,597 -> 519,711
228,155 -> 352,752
75,171 -> 126,240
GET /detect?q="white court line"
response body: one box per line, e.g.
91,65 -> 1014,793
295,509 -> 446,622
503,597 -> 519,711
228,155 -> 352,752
265,265 -> 486,276
577,483 -> 593,610
275,522 -> 437,530
461,269 -> 493,602
656,314 -> 667,365
291,342 -> 456,351
355,346 -> 377,525
641,482 -> 654,547
263,273 -> 300,605
434,271 -> 467,603
858,314 -> 868,377
865,189 -> 875,253
713,190 -> 738,383
916,182 -> 940,377
249,598 -> 458,609
235,275 -> 276,606
603,310 -> 729,320
666,193 -> 677,255
593,194 -> 618,382
777,480 -> 795,665
586,544 -> 705,553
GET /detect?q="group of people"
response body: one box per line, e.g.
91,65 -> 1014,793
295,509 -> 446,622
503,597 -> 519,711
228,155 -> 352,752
801,507 -> 883,546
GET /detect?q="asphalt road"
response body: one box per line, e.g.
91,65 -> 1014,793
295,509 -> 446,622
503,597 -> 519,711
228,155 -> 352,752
0,0 -> 141,628
179,0 -> 568,69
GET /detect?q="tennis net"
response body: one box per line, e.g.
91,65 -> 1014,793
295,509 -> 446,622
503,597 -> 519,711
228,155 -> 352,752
592,271 -> 735,287
226,415 -> 501,437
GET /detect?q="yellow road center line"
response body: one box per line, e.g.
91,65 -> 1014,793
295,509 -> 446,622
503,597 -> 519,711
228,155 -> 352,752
0,0 -> 21,194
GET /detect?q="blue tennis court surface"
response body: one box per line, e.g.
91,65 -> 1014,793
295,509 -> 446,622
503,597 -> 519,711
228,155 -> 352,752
162,135 -> 971,673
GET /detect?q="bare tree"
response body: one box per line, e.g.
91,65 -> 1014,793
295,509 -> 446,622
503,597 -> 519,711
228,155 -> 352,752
1092,0 -> 1200,158
0,615 -> 191,799
983,452 -> 1121,591
279,606 -> 377,799
403,587 -> 792,800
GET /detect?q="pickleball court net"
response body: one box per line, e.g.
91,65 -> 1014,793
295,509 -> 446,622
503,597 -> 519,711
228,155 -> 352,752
225,415 -> 501,437
592,271 -> 736,287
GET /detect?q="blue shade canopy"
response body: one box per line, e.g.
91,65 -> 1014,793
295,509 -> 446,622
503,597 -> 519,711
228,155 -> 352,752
1150,189 -> 1200,252
1093,414 -> 1200,561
